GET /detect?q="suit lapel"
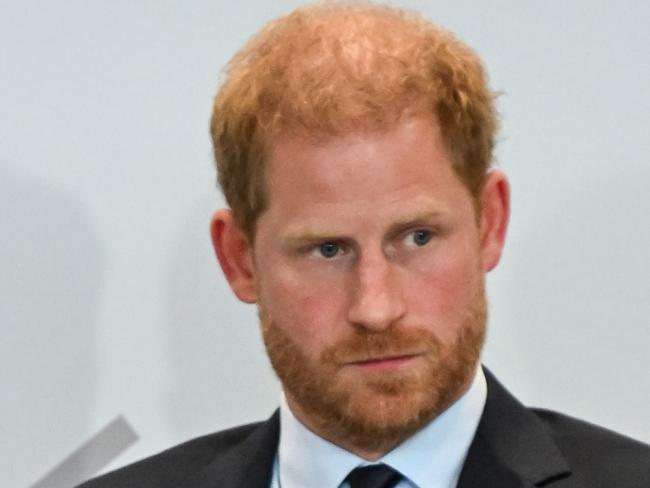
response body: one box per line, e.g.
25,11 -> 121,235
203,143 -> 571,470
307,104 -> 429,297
457,368 -> 571,488
181,411 -> 280,488
457,432 -> 534,488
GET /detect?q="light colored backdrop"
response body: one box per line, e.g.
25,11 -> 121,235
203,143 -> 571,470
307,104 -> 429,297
2,1 -> 649,486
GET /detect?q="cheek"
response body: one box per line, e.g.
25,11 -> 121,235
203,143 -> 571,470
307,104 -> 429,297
406,242 -> 481,342
259,265 -> 348,355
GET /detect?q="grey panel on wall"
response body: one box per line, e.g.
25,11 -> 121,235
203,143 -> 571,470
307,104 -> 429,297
30,416 -> 138,488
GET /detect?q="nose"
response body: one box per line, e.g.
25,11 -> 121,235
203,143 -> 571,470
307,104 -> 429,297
346,251 -> 406,331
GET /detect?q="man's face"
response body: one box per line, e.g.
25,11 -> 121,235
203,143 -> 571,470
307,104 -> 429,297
215,115 -> 508,456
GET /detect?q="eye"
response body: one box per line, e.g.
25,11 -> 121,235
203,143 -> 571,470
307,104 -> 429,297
410,229 -> 432,247
317,242 -> 340,258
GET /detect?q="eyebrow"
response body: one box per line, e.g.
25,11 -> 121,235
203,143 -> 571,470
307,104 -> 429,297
383,210 -> 446,239
282,229 -> 344,245
281,210 -> 446,244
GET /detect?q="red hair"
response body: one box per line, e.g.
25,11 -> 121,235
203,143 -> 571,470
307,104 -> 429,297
211,2 -> 498,239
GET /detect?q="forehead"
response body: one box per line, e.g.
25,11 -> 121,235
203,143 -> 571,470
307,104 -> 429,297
257,115 -> 474,237
271,116 -> 462,193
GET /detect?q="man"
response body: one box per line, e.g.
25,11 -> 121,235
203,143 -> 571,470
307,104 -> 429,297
79,2 -> 650,487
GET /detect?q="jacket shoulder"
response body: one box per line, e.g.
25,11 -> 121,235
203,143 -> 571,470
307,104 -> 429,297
532,408 -> 650,487
76,421 -> 263,488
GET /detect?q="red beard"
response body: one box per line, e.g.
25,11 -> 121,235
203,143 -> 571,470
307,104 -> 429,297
259,285 -> 486,454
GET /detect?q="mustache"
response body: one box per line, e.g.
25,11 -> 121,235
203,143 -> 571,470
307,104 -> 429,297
321,327 -> 442,364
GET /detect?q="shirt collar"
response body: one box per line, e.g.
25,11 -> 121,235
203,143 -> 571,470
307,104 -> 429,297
278,366 -> 487,488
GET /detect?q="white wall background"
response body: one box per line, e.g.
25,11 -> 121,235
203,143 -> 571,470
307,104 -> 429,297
1,1 -> 649,486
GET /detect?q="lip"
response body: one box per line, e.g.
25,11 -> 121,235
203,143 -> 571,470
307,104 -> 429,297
346,353 -> 422,371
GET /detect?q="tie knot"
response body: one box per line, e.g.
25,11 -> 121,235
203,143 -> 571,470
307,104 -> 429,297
344,464 -> 403,488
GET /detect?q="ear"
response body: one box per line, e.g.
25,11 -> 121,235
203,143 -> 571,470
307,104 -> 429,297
479,170 -> 510,272
210,209 -> 257,303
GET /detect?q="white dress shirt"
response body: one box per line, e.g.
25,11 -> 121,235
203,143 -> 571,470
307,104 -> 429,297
270,366 -> 487,488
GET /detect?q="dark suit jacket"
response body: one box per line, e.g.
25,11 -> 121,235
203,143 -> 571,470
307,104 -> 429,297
78,369 -> 650,487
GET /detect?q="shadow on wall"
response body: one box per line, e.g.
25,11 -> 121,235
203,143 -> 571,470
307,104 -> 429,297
0,164 -> 105,488
162,199 -> 279,442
